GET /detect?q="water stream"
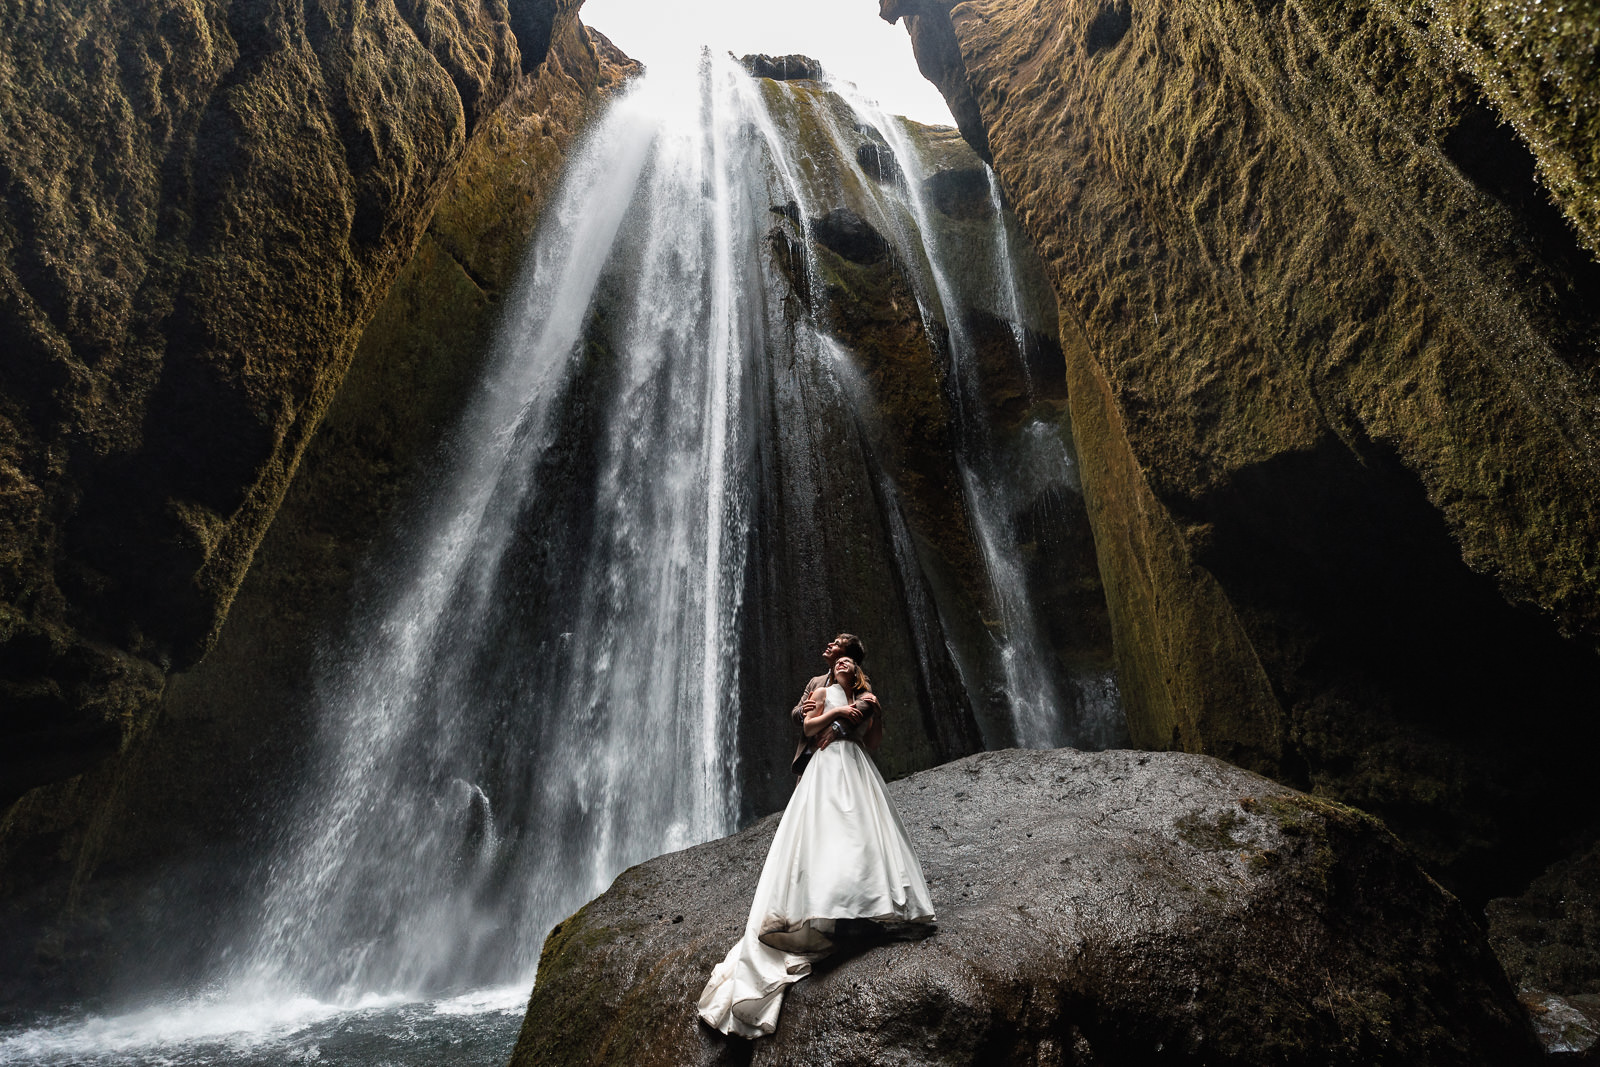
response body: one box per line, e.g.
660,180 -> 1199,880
1,51 -> 1120,1067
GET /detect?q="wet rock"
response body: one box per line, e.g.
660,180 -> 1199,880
888,0 -> 1600,903
1490,839 -> 1600,997
741,54 -> 825,82
511,749 -> 1539,1066
923,166 -> 992,218
1517,991 -> 1600,1060
856,140 -> 901,184
810,208 -> 890,264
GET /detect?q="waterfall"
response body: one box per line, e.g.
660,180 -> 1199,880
0,49 -> 1121,1067
828,86 -> 1115,749
231,54 -> 792,1002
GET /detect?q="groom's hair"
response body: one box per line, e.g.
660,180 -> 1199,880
833,632 -> 866,664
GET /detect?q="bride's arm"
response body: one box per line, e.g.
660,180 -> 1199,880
802,699 -> 840,737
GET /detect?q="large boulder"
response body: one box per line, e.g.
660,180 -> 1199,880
878,0 -> 1600,902
511,749 -> 1538,1065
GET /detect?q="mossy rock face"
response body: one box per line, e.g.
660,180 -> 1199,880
889,0 -> 1600,901
0,0 -> 554,803
1490,838 -> 1600,998
511,749 -> 1540,1066
0,11 -> 637,1010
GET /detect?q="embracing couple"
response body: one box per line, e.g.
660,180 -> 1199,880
697,632 -> 936,1038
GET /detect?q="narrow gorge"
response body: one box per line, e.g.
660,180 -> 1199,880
0,0 -> 1596,1063
1,5 -> 1118,1064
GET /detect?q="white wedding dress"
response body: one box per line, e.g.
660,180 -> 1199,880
696,683 -> 936,1037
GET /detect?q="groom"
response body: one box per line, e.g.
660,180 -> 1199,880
790,632 -> 881,773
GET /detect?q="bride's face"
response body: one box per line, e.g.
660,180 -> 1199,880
832,657 -> 855,683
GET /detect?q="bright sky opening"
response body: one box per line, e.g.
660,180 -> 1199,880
581,0 -> 956,126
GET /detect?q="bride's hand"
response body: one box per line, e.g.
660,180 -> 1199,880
836,702 -> 865,725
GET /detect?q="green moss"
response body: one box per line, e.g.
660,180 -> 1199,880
1175,808 -> 1245,851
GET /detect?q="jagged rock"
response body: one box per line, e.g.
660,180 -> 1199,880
878,1 -> 991,161
1490,839 -> 1600,999
810,208 -> 891,264
884,0 -> 1600,902
1517,991 -> 1600,1060
511,749 -> 1538,1066
741,54 -> 825,82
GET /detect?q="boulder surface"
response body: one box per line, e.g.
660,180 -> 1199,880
512,749 -> 1538,1065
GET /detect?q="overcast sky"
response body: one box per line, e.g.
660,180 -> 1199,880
581,0 -> 956,125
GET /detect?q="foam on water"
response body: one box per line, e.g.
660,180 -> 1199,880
0,986 -> 530,1067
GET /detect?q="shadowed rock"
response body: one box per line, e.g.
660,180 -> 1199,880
0,0 -> 532,804
811,208 -> 890,264
511,749 -> 1539,1066
856,140 -> 902,184
741,54 -> 825,82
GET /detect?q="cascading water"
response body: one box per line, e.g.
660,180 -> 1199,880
0,50 -> 1120,1067
826,85 -> 1122,750
239,53 -> 789,1004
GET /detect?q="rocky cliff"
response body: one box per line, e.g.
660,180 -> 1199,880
511,748 -> 1540,1066
881,0 -> 1600,907
0,0 -> 577,805
0,0 -> 636,1008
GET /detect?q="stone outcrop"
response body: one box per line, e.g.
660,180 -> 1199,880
0,0 -> 589,804
0,5 -> 637,1009
511,748 -> 1539,1066
741,54 -> 826,82
1489,838 -> 1600,1056
881,0 -> 1600,902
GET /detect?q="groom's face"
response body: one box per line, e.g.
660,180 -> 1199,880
823,637 -> 844,662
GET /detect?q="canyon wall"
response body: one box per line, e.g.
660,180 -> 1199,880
0,0 -> 635,1006
0,0 -> 574,806
883,0 -> 1600,902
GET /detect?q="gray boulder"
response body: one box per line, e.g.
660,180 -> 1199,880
511,749 -> 1538,1065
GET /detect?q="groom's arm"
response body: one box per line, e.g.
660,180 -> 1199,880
858,693 -> 884,751
791,677 -> 820,730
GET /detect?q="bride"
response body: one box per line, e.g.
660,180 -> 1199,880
696,654 -> 936,1037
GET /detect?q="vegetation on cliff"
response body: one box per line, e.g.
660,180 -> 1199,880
0,0 -> 560,805
885,0 -> 1600,915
